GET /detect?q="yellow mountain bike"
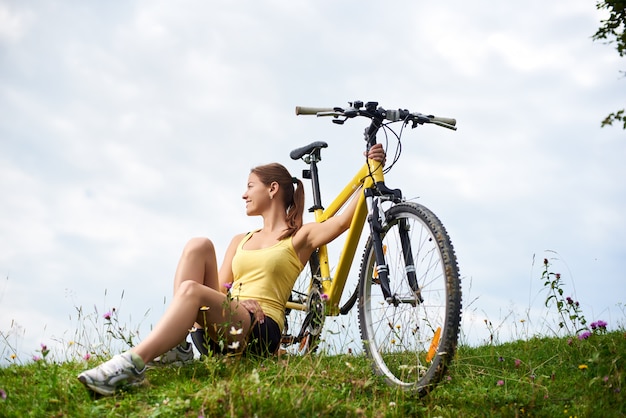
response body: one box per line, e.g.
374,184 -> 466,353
281,100 -> 462,396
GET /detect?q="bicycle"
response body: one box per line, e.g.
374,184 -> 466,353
281,100 -> 462,396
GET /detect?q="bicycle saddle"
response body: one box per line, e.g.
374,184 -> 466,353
290,141 -> 328,160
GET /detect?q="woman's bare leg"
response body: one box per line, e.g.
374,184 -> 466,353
173,238 -> 220,293
132,281 -> 251,364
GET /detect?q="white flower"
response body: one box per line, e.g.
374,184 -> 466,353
228,341 -> 240,350
230,326 -> 243,335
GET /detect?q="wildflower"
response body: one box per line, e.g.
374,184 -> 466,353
10,354 -> 16,360
251,369 -> 260,384
0,388 -> 6,400
103,311 -> 112,320
68,340 -> 74,346
578,364 -> 588,370
40,343 -> 49,357
320,293 -> 329,301
578,331 -> 592,340
388,402 -> 397,407
200,306 -> 210,311
591,320 -> 608,331
514,359 -> 521,368
498,356 -> 504,362
33,355 -> 42,362
566,296 -> 573,305
224,282 -> 232,291
83,353 -> 91,361
497,380 -> 504,386
229,326 -> 243,336
228,341 -> 240,350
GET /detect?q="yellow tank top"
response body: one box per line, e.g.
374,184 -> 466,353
230,231 -> 304,331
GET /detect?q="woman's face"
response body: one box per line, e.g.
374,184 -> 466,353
242,172 -> 271,216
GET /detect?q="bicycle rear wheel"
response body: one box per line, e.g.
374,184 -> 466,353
358,202 -> 461,395
281,255 -> 324,355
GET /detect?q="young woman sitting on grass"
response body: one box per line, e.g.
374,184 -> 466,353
77,144 -> 385,396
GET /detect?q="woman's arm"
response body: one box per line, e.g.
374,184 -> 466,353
293,144 -> 386,258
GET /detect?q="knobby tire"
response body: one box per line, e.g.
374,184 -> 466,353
357,202 -> 461,396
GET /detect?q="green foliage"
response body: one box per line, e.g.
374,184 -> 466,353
601,109 -> 626,129
593,1 -> 626,129
593,0 -> 626,57
0,333 -> 624,417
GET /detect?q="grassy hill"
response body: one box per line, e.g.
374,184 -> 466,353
1,331 -> 623,417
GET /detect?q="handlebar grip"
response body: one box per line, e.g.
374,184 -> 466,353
431,116 -> 457,127
295,106 -> 335,115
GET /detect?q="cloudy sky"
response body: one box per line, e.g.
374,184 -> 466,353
1,0 -> 624,362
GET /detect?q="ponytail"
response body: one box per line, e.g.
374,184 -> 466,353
284,178 -> 304,240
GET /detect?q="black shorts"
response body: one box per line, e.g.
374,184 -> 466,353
190,314 -> 281,357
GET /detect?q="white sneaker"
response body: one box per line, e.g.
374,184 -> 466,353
77,351 -> 145,396
150,342 -> 194,366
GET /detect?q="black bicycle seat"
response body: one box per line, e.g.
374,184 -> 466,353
290,141 -> 328,160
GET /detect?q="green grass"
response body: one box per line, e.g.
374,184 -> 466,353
1,331 -> 624,417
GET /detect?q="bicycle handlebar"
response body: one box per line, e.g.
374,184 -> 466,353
295,106 -> 335,115
295,101 -> 457,131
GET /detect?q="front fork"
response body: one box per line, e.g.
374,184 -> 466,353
365,187 -> 424,305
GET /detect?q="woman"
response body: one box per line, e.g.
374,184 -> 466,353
78,144 -> 385,396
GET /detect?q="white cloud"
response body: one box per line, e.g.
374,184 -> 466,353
0,0 -> 624,363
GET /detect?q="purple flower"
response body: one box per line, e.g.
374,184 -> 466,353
591,320 -> 607,330
32,355 -> 42,362
321,293 -> 329,301
0,388 -> 6,400
578,331 -> 592,340
224,282 -> 232,290
497,380 -> 504,386
514,359 -> 521,368
566,296 -> 574,305
103,311 -> 112,320
83,353 -> 91,361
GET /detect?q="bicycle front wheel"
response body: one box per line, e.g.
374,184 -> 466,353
358,202 -> 461,395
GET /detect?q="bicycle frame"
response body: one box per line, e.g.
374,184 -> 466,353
285,157 -> 385,316
284,100 -> 460,393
